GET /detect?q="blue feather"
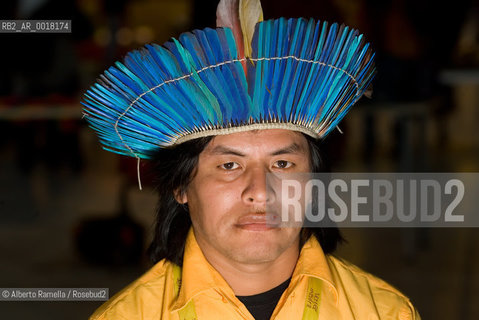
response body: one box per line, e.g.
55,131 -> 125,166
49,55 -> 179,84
82,18 -> 376,159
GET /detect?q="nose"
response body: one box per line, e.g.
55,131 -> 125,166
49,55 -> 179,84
241,165 -> 276,205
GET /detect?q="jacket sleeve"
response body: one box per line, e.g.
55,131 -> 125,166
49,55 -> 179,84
399,300 -> 421,320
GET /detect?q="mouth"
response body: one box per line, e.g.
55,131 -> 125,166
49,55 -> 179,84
235,213 -> 281,231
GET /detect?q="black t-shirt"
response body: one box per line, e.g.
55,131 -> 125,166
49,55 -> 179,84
236,278 -> 291,320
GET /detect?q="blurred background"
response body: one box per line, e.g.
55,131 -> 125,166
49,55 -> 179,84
0,0 -> 478,319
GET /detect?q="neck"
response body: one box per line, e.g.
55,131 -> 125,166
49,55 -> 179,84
197,237 -> 300,296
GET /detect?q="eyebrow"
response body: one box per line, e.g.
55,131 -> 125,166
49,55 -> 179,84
270,143 -> 305,156
208,143 -> 305,157
209,145 -> 246,156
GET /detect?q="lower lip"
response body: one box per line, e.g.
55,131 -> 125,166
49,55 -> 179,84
236,223 -> 277,231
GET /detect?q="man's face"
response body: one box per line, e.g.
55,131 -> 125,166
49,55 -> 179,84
179,129 -> 311,265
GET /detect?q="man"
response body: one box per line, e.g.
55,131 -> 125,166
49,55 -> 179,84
83,1 -> 420,319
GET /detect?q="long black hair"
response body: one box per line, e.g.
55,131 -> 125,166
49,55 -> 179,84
147,134 -> 342,266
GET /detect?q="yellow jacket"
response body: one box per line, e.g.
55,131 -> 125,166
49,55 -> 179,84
90,229 -> 420,320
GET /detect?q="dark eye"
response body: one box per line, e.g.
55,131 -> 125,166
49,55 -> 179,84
274,160 -> 293,169
220,162 -> 239,170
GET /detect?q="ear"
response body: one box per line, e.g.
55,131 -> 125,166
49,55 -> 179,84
174,189 -> 188,204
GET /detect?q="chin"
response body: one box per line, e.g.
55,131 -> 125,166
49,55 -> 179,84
226,236 -> 291,263
230,246 -> 282,264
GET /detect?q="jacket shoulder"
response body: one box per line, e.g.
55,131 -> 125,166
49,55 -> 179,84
89,260 -> 172,320
327,255 -> 420,320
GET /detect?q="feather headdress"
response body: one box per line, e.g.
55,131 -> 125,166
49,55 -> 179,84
82,0 -> 375,160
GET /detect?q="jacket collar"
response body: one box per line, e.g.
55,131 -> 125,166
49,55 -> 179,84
172,228 -> 338,311
171,229 -> 233,311
291,234 -> 339,304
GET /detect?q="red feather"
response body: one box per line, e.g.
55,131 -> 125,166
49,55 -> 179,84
216,0 -> 247,73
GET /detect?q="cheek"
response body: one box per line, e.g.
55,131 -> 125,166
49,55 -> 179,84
187,179 -> 239,227
191,173 -> 241,204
